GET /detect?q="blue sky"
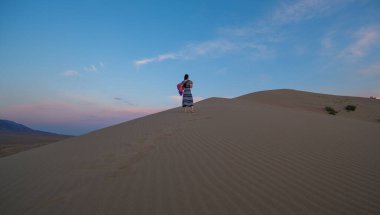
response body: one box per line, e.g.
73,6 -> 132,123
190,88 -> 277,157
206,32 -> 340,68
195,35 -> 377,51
1,0 -> 380,135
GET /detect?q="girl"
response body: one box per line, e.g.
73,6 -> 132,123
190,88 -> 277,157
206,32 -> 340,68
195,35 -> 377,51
182,74 -> 194,113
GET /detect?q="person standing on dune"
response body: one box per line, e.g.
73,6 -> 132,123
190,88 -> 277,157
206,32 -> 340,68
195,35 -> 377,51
182,74 -> 195,113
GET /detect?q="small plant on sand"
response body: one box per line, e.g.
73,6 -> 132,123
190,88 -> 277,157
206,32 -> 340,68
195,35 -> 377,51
345,105 -> 357,111
325,106 -> 338,115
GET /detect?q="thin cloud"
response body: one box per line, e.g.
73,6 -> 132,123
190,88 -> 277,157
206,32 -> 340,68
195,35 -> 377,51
272,0 -> 351,24
134,39 -> 271,66
62,70 -> 80,77
62,62 -> 104,77
342,26 -> 379,57
84,64 -> 98,72
134,40 -> 237,66
135,53 -> 178,66
114,97 -> 135,106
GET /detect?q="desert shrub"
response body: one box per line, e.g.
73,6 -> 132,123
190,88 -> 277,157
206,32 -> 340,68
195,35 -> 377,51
345,105 -> 357,111
325,106 -> 338,115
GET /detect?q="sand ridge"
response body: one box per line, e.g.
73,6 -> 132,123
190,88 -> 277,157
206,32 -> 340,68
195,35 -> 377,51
1,89 -> 380,214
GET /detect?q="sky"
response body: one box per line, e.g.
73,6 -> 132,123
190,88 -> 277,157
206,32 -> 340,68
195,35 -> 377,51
1,0 -> 380,135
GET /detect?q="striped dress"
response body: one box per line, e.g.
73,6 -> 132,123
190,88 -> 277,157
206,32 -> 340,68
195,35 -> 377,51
182,80 -> 193,107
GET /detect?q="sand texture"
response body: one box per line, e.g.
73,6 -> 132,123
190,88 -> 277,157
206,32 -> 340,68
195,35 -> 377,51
1,89 -> 380,215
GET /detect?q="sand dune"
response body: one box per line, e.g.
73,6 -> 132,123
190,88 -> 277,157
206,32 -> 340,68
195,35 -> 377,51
1,89 -> 380,214
236,89 -> 380,122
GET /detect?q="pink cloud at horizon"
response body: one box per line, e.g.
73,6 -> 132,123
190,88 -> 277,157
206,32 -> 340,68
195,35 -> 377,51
1,101 -> 165,135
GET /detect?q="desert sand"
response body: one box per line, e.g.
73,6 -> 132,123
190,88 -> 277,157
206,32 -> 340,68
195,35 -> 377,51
1,89 -> 380,215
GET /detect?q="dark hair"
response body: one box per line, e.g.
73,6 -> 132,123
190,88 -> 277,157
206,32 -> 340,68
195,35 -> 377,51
184,74 -> 189,80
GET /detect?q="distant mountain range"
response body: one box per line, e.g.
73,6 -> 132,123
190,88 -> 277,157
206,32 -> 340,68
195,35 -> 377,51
0,119 -> 63,136
0,119 -> 72,157
0,119 -> 35,132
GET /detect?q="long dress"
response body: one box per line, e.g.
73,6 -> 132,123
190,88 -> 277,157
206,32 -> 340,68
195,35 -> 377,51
182,80 -> 193,107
